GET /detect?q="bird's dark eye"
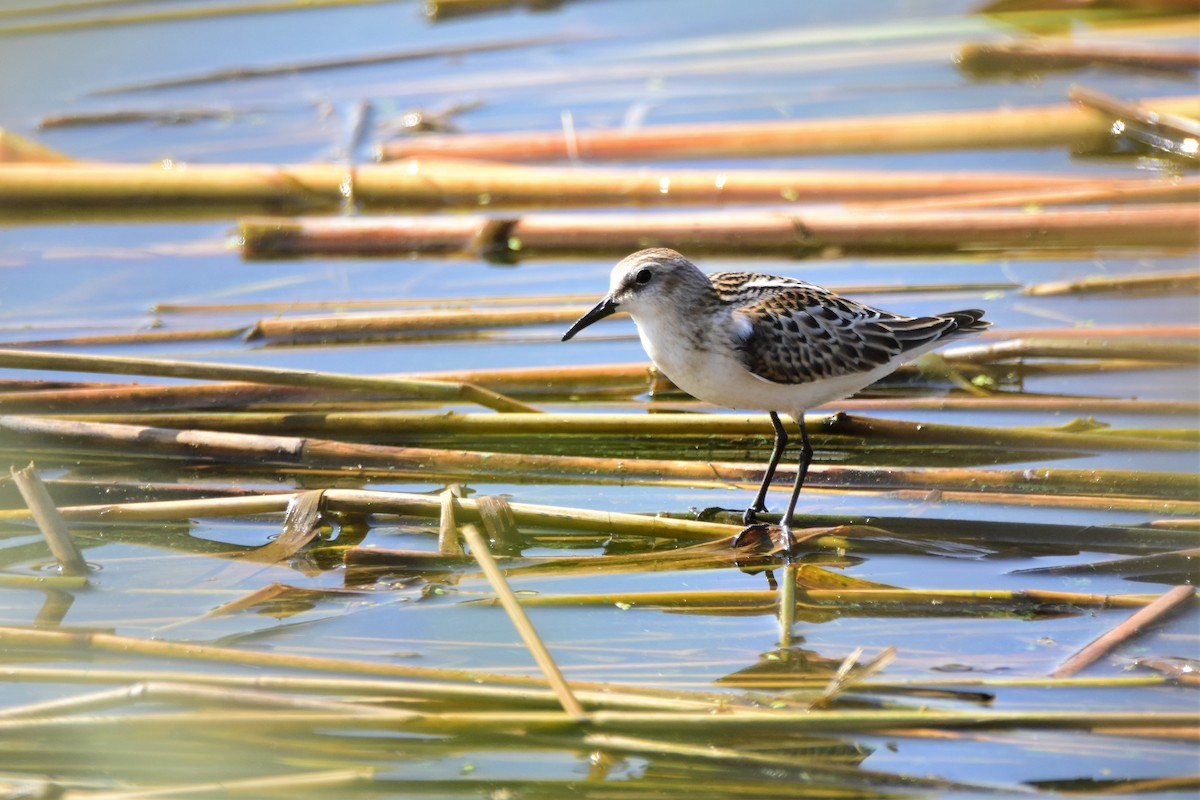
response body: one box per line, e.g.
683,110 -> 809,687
635,268 -> 653,285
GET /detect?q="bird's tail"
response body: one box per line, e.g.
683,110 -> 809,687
941,309 -> 990,338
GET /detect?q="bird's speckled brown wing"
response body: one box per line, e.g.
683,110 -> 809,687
710,272 -> 970,385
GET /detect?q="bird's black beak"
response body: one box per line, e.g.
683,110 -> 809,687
561,296 -> 619,341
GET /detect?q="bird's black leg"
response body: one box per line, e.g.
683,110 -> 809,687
778,413 -> 813,555
743,411 -> 788,526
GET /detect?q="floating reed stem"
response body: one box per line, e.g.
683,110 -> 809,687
583,731 -> 990,793
38,107 -> 242,130
868,175 -> 1200,211
0,663 -> 1172,699
91,34 -> 577,94
239,204 -> 1200,259
1024,269 -> 1200,296
503,587 -> 1156,613
0,706 -> 1190,736
244,308 -> 1200,344
0,348 -> 536,413
0,0 -> 402,38
0,626 -> 744,711
881,488 -> 1199,515
461,524 -> 585,719
18,304 -> 1179,352
0,128 -> 73,163
0,325 -> 249,350
1,160 -> 1157,218
0,666 -> 732,713
944,338 -> 1200,365
957,40 -> 1200,77
0,680 -> 393,720
1,416 -> 1194,499
379,94 -> 1200,162
4,488 -> 1190,551
0,574 -> 88,589
78,768 -> 374,800
1050,585 -> 1196,677
0,488 -> 739,541
1069,84 -> 1200,155
153,279 -> 1021,315
246,306 -> 586,341
59,410 -> 1197,454
0,367 -> 1194,415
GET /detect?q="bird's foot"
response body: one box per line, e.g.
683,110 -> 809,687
741,504 -> 769,527
731,522 -> 797,560
732,522 -> 773,551
779,525 -> 797,561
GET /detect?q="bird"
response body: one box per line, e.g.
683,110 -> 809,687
561,247 -> 990,555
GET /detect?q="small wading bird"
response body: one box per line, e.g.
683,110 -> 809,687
562,248 -> 989,555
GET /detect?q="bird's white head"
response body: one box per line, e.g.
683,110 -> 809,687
561,248 -> 709,341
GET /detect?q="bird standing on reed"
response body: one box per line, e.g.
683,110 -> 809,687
562,248 -> 990,554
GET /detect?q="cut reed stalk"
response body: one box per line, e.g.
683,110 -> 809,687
424,0 -> 547,19
242,490 -> 325,565
390,535 -> 883,583
379,94 -> 1200,161
867,175 -> 1200,211
245,310 -> 1200,343
0,626 -> 741,710
73,767 -> 374,800
10,459 -> 1194,517
9,464 -> 89,578
1007,358 -> 1192,375
1069,84 -> 1200,153
881,488 -> 1199,515
0,707 -> 1192,735
154,293 -> 598,314
20,312 -> 1186,353
1024,269 -> 1200,296
38,107 -> 242,130
0,128 -> 73,163
0,348 -> 536,413
154,280 -> 1021,315
957,40 -> 1200,76
0,489 -> 739,541
1049,585 -> 1196,677
0,160 -> 1142,217
92,35 -> 578,94
0,574 -> 88,589
247,306 -> 587,341
0,680 -> 395,720
461,524 -> 585,719
1014,547 -> 1200,577
0,0 -> 402,37
0,664 -> 1172,699
835,397 -> 1200,414
0,325 -> 250,349
239,204 -> 1200,259
0,363 -> 657,414
437,486 -> 464,555
944,338 -> 1200,364
0,667 -> 731,713
57,409 -> 1196,453
1,372 -> 1193,415
504,587 -> 1156,613
583,731 -> 996,792
1,416 -> 1194,499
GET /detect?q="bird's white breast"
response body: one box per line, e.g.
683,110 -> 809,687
630,307 -> 902,417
